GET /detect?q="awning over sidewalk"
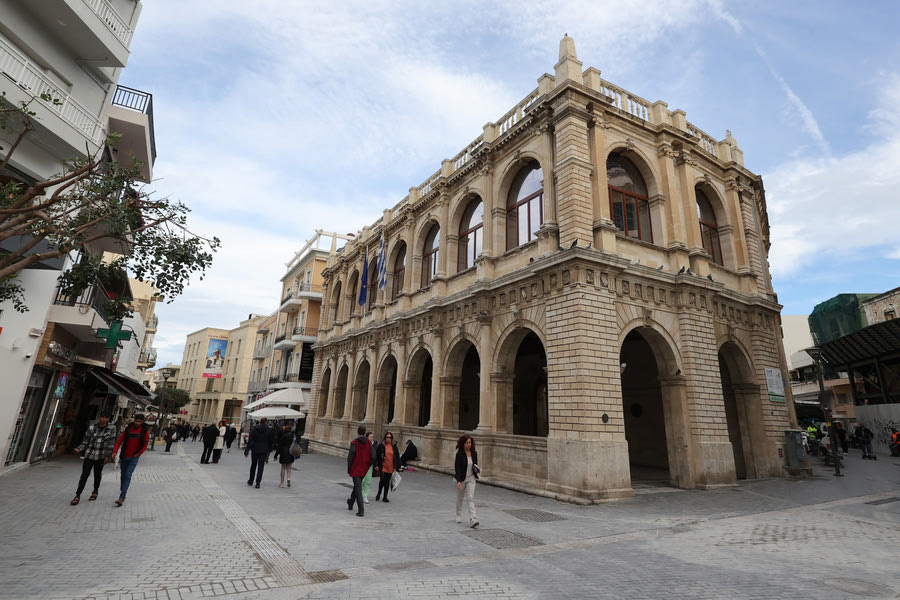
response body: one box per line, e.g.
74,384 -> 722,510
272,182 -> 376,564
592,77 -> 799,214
89,367 -> 155,407
243,387 -> 307,410
792,392 -> 822,405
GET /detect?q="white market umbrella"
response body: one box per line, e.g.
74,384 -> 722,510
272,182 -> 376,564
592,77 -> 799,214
249,406 -> 306,419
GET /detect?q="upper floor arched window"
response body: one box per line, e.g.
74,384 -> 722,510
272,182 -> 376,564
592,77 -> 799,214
506,163 -> 543,250
392,243 -> 406,301
421,224 -> 440,287
607,153 -> 652,242
331,280 -> 342,324
696,188 -> 723,265
367,252 -> 378,310
458,197 -> 483,272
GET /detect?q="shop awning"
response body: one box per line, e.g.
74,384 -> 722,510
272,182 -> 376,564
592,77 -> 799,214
791,392 -> 822,405
243,387 -> 307,411
821,319 -> 900,368
89,367 -> 155,407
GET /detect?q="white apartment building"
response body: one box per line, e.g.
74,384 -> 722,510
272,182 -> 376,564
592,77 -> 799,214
0,0 -> 156,472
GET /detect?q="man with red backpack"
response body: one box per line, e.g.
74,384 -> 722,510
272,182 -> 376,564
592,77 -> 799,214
111,414 -> 150,506
346,425 -> 375,517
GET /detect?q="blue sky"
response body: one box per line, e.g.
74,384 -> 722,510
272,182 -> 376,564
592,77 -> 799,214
117,1 -> 900,368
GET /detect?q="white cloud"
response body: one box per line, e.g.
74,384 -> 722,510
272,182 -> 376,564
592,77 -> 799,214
766,76 -> 900,277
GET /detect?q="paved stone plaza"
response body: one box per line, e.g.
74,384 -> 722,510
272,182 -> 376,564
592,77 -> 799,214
0,440 -> 898,600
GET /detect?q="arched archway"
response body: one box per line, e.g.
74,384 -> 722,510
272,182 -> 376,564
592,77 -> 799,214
375,355 -> 398,435
317,368 -> 331,418
444,338 -> 481,431
406,348 -> 433,427
513,332 -> 548,437
333,364 -> 349,419
620,329 -> 669,481
718,341 -> 763,479
351,360 -> 370,422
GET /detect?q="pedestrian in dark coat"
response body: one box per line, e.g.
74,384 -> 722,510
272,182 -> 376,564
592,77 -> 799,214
375,432 -> 400,502
200,422 -> 218,464
399,439 -> 418,469
346,425 -> 374,516
224,425 -> 237,452
275,422 -> 296,488
244,418 -> 275,487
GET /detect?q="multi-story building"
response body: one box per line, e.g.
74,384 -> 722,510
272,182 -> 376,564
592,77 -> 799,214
309,36 -> 794,501
179,317 -> 262,425
0,0 -> 155,471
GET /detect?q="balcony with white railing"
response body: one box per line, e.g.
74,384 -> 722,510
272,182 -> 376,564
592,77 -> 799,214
23,1 -> 134,69
291,326 -> 318,344
296,281 -> 324,300
0,33 -> 104,150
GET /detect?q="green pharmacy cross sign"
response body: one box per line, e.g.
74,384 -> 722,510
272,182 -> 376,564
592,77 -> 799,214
96,321 -> 132,349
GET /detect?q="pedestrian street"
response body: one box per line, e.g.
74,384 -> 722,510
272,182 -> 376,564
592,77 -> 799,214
0,440 -> 898,600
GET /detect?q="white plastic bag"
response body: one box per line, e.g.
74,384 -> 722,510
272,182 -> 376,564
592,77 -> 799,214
390,471 -> 401,491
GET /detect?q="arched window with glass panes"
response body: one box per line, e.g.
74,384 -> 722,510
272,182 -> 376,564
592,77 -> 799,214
607,153 -> 652,242
506,163 -> 543,250
421,224 -> 440,287
696,188 -> 722,265
391,243 -> 406,301
458,197 -> 483,272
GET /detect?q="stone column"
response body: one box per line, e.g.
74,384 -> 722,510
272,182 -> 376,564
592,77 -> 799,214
551,95 -> 594,248
364,348 -> 378,424
544,269 -> 632,500
677,306 -> 736,488
588,110 -> 617,251
656,141 -> 688,253
659,375 -> 695,489
440,376 -> 462,430
476,317 -> 495,433
479,165 -> 495,259
491,372 -> 514,433
427,331 -> 445,428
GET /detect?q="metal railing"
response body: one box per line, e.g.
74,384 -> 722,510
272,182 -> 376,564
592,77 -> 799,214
292,326 -> 318,338
111,85 -> 157,163
297,282 -> 324,294
145,314 -> 158,330
253,345 -> 271,359
139,348 -> 157,363
53,280 -> 111,323
281,291 -> 294,304
274,334 -> 287,345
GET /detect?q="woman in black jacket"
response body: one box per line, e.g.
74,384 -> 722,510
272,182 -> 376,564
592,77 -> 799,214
375,432 -> 400,502
454,434 -> 479,528
275,422 -> 296,488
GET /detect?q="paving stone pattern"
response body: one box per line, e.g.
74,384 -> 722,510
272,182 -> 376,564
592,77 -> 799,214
0,441 -> 898,599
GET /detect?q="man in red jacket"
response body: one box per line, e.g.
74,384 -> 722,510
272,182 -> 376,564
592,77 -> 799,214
346,425 -> 374,517
111,414 -> 150,506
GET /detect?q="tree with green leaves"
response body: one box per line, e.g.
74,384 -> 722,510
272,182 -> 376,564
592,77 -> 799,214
153,387 -> 192,415
0,92 -> 219,316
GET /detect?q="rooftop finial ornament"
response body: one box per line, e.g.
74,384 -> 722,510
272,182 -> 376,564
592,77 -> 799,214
555,34 -> 582,84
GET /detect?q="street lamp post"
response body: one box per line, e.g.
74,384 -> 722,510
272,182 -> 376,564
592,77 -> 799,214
150,368 -> 175,452
805,347 -> 842,476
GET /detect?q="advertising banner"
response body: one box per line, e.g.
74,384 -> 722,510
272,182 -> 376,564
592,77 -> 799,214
202,338 -> 227,378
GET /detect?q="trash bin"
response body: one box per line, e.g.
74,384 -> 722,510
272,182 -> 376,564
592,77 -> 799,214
784,429 -> 807,469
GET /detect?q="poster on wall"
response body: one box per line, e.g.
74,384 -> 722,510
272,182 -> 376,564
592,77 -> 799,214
202,339 -> 227,378
765,367 -> 786,403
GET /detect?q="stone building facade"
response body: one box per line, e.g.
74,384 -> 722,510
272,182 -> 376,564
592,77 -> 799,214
308,37 -> 794,501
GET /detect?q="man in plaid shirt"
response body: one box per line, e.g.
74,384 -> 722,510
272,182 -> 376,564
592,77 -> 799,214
70,410 -> 117,505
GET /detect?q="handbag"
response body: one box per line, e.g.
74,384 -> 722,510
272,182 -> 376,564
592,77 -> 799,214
390,471 -> 401,491
289,435 -> 302,457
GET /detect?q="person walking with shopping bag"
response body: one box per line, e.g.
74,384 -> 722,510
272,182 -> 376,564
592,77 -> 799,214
454,434 -> 479,528
375,431 -> 400,503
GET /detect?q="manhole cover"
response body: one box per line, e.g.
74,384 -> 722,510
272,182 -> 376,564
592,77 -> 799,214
865,496 -> 900,506
823,578 -> 895,596
307,569 -> 347,583
504,509 -> 566,523
462,528 -> 544,549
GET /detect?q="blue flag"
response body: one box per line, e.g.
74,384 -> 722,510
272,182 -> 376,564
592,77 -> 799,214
358,254 -> 368,306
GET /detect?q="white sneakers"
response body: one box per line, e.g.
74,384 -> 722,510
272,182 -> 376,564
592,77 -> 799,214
456,516 -> 463,523
364,498 -> 369,503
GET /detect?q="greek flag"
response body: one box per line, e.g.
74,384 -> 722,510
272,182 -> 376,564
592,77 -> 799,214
377,234 -> 387,290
